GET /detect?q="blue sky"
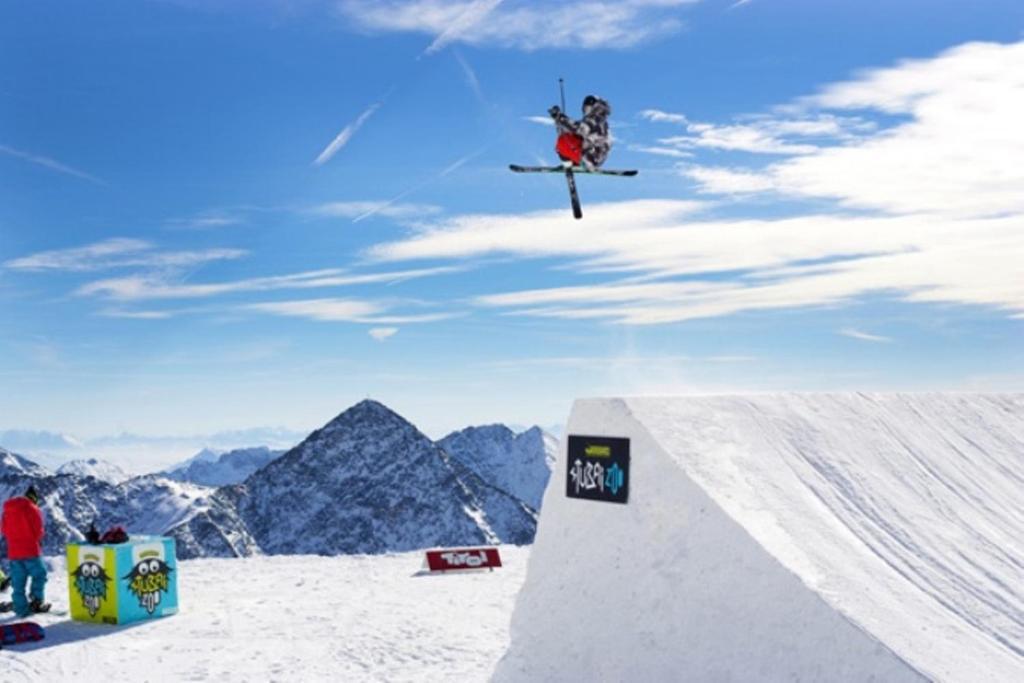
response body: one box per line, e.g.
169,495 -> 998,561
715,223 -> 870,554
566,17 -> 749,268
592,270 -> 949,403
2,0 -> 1023,464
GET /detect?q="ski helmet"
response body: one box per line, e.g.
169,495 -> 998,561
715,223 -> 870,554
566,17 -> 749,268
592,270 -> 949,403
583,95 -> 598,109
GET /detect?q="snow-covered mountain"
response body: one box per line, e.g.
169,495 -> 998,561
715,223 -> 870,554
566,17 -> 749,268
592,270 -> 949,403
230,400 -> 537,555
164,446 -> 285,486
56,458 -> 130,484
0,449 -> 215,557
439,425 -> 557,509
1,403 -> 544,560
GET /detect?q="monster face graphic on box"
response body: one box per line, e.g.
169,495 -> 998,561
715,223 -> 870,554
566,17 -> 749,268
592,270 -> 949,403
124,543 -> 174,614
70,546 -> 113,618
67,536 -> 179,625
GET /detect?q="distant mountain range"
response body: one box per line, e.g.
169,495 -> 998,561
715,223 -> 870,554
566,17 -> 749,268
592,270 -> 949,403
0,402 -> 556,559
163,446 -> 285,487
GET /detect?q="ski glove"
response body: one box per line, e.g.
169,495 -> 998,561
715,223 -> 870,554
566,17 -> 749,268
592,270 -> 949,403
548,105 -> 561,118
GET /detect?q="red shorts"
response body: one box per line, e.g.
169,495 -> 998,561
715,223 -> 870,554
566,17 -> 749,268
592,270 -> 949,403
556,133 -> 584,164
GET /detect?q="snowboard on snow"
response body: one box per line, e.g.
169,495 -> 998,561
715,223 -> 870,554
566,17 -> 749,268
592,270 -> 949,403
0,621 -> 45,646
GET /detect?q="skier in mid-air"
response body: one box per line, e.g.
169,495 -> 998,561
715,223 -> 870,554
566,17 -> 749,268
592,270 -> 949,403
510,87 -> 633,220
548,95 -> 612,171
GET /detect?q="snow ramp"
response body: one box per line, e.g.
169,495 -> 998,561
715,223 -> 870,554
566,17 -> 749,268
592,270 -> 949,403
493,394 -> 1024,682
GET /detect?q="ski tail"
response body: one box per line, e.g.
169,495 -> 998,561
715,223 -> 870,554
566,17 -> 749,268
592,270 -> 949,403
565,168 -> 582,219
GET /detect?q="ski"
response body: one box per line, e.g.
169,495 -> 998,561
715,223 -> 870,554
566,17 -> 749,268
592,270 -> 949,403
510,164 -> 637,177
565,168 -> 582,220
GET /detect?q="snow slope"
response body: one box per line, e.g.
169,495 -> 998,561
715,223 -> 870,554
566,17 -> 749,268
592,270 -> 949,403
439,425 -> 557,510
1,547 -> 528,682
56,458 -> 130,484
496,393 -> 1024,682
163,446 -> 284,486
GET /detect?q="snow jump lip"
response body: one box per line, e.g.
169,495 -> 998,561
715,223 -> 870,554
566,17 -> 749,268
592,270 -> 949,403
495,394 -> 1024,683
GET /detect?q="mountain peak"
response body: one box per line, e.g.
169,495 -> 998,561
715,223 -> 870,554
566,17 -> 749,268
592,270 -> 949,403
319,399 -> 416,437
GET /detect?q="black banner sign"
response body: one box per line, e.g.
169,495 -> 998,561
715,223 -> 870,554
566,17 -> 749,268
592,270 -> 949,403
566,435 -> 630,504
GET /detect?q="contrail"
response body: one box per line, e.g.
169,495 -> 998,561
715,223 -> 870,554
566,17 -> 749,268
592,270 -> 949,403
313,103 -> 382,166
353,147 -> 488,223
0,144 -> 105,184
423,0 -> 505,55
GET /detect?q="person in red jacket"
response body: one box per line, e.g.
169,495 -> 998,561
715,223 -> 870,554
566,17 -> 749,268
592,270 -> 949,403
1,485 -> 50,616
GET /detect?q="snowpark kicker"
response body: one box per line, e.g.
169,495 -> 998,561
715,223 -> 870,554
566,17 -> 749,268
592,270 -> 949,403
494,394 -> 1024,682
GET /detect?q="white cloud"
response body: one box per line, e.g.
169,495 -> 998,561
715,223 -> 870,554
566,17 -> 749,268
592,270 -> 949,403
4,239 -> 246,273
314,103 -> 381,166
689,41 -> 1024,218
423,0 -> 504,55
77,265 -> 462,301
524,116 -> 555,126
628,144 -> 694,159
682,166 -> 775,193
165,211 -> 244,229
643,109 -> 873,156
310,201 -> 443,220
640,109 -> 689,125
364,39 -> 1024,326
98,308 -> 176,320
247,298 -> 382,321
839,328 -> 892,343
369,327 -> 399,340
245,297 -> 456,324
0,144 -> 105,184
336,0 -> 699,51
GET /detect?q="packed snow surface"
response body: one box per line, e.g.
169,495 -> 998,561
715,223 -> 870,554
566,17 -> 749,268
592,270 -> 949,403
497,393 -> 1024,682
1,547 -> 528,682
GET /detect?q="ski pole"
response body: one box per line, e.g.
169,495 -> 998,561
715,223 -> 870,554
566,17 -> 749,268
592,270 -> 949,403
559,77 -> 566,113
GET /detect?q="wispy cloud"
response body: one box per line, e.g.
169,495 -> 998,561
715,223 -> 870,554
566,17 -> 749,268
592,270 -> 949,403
351,148 -> 485,223
246,298 -> 383,321
337,0 -> 700,51
77,265 -> 463,300
164,211 -> 245,230
839,328 -> 893,343
453,50 -> 485,102
627,144 -> 694,159
369,327 -> 399,340
310,201 -> 443,220
245,297 -> 458,324
524,116 -> 554,127
362,41 -> 1024,325
685,41 -> 1024,218
314,102 -> 381,166
5,239 -> 246,273
642,109 -> 873,156
0,144 -> 105,185
481,353 -> 756,370
639,109 -> 689,125
423,0 -> 505,55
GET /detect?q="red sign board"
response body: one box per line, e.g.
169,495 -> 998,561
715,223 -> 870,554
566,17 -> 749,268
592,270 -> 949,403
425,547 -> 502,572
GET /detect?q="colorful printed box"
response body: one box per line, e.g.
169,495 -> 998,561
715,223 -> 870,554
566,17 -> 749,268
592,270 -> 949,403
66,536 -> 179,625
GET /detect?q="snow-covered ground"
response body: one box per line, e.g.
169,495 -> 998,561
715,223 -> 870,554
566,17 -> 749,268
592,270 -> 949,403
2,547 -> 528,682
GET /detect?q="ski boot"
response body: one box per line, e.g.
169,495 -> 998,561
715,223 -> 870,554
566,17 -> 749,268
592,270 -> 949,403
28,598 -> 51,614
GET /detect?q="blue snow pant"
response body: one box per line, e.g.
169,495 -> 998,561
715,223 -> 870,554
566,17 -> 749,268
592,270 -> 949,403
9,557 -> 47,616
